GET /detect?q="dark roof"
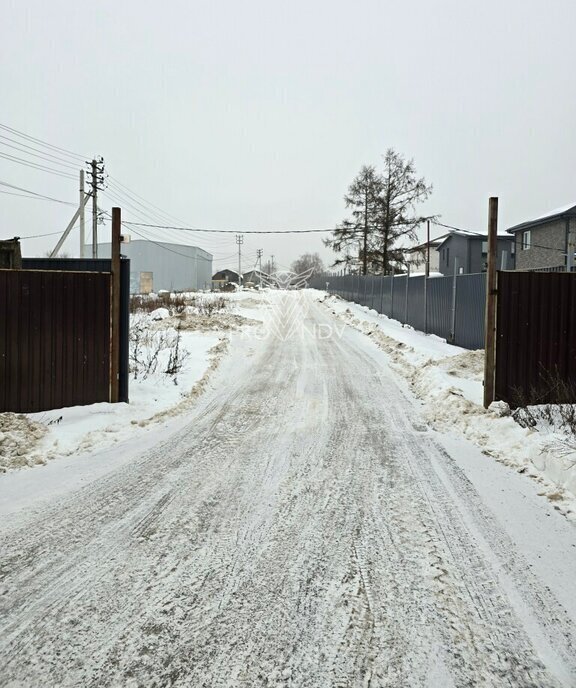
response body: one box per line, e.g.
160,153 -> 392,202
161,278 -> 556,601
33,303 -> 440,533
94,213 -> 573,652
506,203 -> 576,234
435,231 -> 512,251
406,237 -> 445,253
212,269 -> 238,280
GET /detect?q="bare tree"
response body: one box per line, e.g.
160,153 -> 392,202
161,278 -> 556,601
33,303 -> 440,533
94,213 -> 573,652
326,151 -> 433,274
370,149 -> 433,273
291,252 -> 324,276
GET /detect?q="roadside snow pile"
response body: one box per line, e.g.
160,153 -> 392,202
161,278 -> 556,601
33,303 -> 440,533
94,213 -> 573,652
0,290 -> 269,473
0,414 -> 47,472
320,293 -> 576,520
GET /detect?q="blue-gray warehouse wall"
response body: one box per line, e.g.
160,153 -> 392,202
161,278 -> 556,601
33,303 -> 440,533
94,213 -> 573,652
95,240 -> 213,293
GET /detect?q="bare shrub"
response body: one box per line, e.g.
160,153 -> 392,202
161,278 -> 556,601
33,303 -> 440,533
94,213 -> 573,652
164,323 -> 190,381
131,293 -> 187,316
130,322 -> 190,382
129,324 -> 168,380
191,295 -> 229,317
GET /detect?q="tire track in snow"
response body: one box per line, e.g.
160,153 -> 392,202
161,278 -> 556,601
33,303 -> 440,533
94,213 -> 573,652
0,294 -> 574,687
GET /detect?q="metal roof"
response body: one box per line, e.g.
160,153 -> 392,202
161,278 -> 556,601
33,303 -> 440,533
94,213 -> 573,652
506,203 -> 576,234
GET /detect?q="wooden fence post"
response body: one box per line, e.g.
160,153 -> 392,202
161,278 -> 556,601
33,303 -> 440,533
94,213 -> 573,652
483,197 -> 498,408
110,207 -> 121,403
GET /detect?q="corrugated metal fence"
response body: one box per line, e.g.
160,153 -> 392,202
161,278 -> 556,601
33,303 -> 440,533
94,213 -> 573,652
495,271 -> 576,406
310,272 -> 487,350
0,269 -> 111,413
0,258 -> 130,413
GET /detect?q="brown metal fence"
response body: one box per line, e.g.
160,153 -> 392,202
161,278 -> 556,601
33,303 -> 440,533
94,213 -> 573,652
495,271 -> 576,406
0,269 -> 111,413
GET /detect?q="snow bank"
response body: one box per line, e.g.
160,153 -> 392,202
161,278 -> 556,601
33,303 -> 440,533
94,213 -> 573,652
0,414 -> 47,472
320,293 -> 576,520
0,291 -> 270,473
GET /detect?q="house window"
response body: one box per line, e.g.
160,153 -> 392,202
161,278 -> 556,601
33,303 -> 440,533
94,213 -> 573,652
522,230 -> 531,250
446,247 -> 450,265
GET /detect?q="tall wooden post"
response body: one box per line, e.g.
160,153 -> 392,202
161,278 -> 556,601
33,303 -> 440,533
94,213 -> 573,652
110,207 -> 121,403
483,197 -> 498,408
426,219 -> 430,278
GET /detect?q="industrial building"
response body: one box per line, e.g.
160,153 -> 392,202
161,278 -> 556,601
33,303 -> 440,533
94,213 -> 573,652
95,238 -> 213,293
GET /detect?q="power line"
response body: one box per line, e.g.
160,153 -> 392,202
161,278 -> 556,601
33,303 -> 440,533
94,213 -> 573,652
0,189 -> 77,205
18,230 -> 69,240
0,122 -> 87,161
431,219 -> 566,254
120,220 -> 337,234
122,223 -> 213,261
107,175 -> 189,227
0,138 -> 80,171
0,180 -> 76,205
0,151 -> 77,179
103,181 -> 237,247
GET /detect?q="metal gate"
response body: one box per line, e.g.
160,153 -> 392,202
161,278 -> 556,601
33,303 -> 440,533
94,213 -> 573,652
495,271 -> 576,406
0,269 -> 111,413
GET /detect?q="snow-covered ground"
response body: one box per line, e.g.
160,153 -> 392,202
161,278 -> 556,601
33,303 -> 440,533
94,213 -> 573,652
1,290 -> 575,686
0,290 -> 266,473
318,291 -> 576,520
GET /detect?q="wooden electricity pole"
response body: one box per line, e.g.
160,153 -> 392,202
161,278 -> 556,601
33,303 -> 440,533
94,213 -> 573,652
483,197 -> 498,408
110,207 -> 121,403
426,219 -> 430,278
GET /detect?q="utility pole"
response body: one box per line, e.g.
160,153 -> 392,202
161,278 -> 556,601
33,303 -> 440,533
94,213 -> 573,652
236,234 -> 244,287
50,183 -> 91,258
426,219 -> 431,278
271,255 -> 275,274
483,197 -> 498,409
110,207 -> 122,403
88,157 -> 105,259
257,249 -> 263,286
567,219 -> 574,272
79,170 -> 85,258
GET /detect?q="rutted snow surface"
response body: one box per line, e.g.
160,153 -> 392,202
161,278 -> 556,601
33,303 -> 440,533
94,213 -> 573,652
1,295 -> 576,686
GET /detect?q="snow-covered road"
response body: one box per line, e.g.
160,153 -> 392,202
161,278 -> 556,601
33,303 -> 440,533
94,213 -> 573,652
2,292 -> 576,687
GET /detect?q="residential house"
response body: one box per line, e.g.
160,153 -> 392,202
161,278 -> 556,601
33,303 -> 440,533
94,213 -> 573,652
212,269 -> 239,290
405,238 -> 442,273
436,231 -> 515,275
506,203 -> 576,271
242,269 -> 264,285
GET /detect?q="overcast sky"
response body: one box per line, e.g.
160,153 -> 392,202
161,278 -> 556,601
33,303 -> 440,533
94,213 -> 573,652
2,0 -> 575,273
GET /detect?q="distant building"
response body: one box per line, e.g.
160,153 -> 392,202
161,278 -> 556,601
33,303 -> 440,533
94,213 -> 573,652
96,238 -> 212,293
506,203 -> 576,271
404,238 -> 442,273
212,269 -> 239,290
436,231 -> 515,275
242,269 -> 264,285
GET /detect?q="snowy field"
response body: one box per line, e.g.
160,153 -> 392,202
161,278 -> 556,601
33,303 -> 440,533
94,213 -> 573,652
1,289 -> 575,686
